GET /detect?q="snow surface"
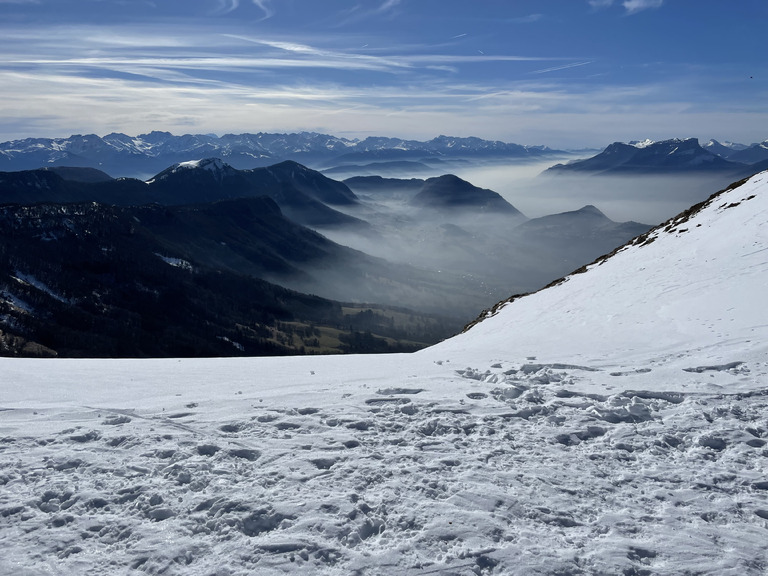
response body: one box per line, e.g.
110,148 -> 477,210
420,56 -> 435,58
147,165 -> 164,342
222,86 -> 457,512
1,173 -> 767,575
174,158 -> 226,173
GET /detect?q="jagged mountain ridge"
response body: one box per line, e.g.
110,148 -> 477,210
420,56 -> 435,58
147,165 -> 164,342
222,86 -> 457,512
702,139 -> 749,159
727,141 -> 768,165
0,131 -> 564,178
545,137 -> 755,175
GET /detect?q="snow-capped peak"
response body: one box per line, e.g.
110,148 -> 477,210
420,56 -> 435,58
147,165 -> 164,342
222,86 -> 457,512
630,138 -> 702,150
175,158 -> 226,172
145,157 -> 233,184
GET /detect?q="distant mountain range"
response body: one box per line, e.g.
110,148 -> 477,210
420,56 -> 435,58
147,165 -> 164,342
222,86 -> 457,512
544,138 -> 768,176
3,131 -> 766,181
0,131 -> 564,178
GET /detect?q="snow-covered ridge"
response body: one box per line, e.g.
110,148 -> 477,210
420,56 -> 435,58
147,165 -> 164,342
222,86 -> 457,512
704,139 -> 749,151
146,157 -> 235,184
448,170 -> 767,364
174,158 -> 225,172
629,137 -> 700,149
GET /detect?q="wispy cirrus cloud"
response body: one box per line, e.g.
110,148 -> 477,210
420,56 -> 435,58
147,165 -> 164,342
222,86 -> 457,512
250,0 -> 274,20
333,0 -> 404,27
1,23 -> 570,82
622,0 -> 663,14
588,0 -> 664,13
376,0 -> 402,14
213,0 -> 239,14
507,14 -> 544,24
212,0 -> 274,18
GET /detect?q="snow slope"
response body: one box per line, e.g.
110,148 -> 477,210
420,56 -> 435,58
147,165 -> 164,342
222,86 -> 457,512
1,173 -> 767,575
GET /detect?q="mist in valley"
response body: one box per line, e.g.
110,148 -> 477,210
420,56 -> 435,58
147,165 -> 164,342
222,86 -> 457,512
450,160 -> 739,225
302,160 -> 728,322
301,160 -> 749,324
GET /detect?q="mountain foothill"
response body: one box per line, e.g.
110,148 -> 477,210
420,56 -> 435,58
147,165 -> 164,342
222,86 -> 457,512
1,132 -> 765,358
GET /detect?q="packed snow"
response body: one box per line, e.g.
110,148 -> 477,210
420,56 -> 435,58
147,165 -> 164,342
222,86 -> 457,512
1,173 -> 767,575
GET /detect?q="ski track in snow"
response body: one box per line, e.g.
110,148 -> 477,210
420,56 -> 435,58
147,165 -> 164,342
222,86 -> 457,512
1,172 -> 767,575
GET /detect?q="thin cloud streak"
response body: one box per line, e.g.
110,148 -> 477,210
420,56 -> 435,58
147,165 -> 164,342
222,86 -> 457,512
587,0 -> 664,14
2,55 -> 413,75
507,14 -> 543,24
1,23 -> 586,66
378,0 -> 402,11
531,61 -> 594,74
2,25 -> 575,82
333,0 -> 404,27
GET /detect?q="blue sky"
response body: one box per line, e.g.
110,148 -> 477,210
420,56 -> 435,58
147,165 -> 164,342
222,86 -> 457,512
0,0 -> 765,147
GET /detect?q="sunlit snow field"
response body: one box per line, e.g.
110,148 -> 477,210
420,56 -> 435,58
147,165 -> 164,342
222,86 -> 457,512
1,173 -> 767,575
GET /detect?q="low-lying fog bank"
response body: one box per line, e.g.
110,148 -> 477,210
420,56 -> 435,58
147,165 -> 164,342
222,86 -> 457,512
451,161 -> 742,225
